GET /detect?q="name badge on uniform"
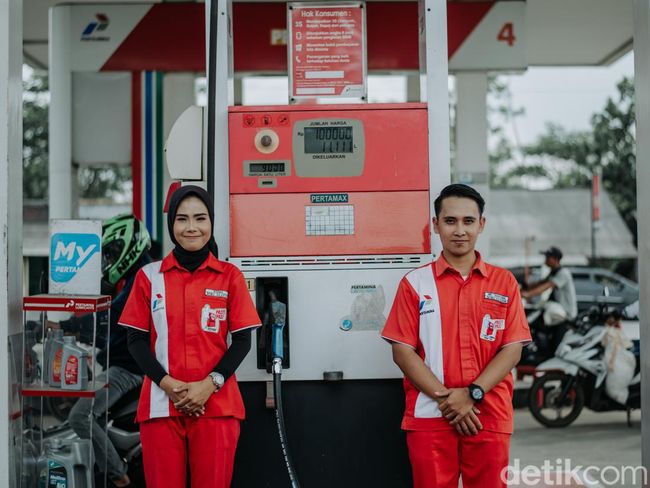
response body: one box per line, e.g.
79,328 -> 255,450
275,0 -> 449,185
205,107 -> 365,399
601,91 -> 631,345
484,292 -> 508,304
480,314 -> 505,342
205,289 -> 228,298
201,304 -> 226,333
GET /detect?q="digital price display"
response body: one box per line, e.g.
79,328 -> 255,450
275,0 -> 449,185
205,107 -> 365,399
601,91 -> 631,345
304,127 -> 354,154
292,119 -> 365,177
250,162 -> 285,173
244,160 -> 291,177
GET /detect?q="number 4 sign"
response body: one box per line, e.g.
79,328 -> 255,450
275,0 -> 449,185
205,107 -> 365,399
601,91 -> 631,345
448,2 -> 526,71
497,22 -> 516,47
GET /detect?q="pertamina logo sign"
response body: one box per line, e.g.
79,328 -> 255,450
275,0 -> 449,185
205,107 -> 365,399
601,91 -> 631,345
64,300 -> 95,312
81,13 -> 110,41
50,233 -> 101,283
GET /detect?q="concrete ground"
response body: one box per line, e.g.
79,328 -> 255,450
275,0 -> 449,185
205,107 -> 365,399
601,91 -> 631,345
508,408 -> 643,487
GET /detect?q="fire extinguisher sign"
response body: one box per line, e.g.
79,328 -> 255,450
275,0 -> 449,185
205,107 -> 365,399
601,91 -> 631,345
288,2 -> 367,101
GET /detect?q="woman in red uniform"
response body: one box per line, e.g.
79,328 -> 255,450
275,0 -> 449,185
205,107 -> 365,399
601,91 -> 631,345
119,185 -> 261,488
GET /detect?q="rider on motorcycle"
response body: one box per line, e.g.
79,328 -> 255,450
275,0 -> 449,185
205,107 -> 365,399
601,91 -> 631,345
57,214 -> 152,487
522,246 -> 577,351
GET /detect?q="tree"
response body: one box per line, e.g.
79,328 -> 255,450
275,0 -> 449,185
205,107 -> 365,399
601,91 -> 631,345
78,164 -> 131,199
23,69 -> 49,199
589,78 -> 636,237
22,65 -> 132,201
491,77 -> 637,240
487,76 -> 526,187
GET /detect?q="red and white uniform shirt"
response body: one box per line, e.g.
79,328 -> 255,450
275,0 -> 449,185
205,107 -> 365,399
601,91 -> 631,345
382,253 -> 531,434
119,252 -> 261,423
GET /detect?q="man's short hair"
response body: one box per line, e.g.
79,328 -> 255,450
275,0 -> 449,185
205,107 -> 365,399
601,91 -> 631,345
434,184 -> 485,217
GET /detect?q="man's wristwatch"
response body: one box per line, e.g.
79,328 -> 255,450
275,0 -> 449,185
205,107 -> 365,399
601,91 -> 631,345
468,383 -> 485,403
208,372 -> 225,391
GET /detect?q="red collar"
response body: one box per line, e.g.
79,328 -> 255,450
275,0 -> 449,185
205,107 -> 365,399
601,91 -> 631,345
434,251 -> 489,278
159,252 -> 226,273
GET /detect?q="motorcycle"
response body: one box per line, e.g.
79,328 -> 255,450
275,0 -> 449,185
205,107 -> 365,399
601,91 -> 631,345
527,310 -> 641,428
517,300 -> 571,379
22,387 -> 144,488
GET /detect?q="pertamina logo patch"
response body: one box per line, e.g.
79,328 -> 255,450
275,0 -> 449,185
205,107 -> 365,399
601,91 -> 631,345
152,293 -> 165,312
419,295 -> 435,315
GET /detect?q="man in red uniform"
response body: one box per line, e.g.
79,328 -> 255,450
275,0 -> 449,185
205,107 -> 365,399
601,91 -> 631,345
382,184 -> 531,488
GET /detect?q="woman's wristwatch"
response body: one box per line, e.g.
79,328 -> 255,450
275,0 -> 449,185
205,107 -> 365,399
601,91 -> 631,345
209,372 -> 225,391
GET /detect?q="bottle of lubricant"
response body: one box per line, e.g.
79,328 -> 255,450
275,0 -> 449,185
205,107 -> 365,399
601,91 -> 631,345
38,438 -> 93,488
42,329 -> 53,383
61,336 -> 88,390
47,330 -> 64,388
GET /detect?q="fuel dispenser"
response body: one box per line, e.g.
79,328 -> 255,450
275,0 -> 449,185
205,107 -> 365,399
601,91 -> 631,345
164,0 -> 450,485
228,104 -> 433,486
230,104 -> 431,383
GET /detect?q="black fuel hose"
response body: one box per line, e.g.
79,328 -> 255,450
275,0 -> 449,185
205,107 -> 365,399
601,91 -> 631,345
272,358 -> 300,488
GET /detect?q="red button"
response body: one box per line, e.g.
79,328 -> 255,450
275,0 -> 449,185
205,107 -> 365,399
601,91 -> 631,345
277,114 -> 289,126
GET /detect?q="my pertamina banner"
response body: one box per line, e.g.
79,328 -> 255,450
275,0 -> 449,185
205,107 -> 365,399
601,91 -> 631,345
49,219 -> 102,295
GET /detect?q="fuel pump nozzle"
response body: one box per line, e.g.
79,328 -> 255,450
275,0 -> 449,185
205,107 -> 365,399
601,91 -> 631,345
272,321 -> 285,360
271,319 -> 300,488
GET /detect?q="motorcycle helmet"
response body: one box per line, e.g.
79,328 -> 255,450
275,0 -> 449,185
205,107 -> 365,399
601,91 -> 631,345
101,214 -> 151,292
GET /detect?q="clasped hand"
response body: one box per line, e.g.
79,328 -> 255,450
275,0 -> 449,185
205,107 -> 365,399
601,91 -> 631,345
434,388 -> 482,436
159,375 -> 217,417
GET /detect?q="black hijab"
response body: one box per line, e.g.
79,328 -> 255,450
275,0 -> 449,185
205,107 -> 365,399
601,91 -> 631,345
167,185 -> 219,273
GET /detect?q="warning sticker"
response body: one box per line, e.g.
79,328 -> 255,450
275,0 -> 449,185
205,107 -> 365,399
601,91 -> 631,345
305,205 -> 354,236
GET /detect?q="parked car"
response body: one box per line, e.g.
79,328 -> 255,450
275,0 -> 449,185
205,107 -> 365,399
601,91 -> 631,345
510,266 -> 639,314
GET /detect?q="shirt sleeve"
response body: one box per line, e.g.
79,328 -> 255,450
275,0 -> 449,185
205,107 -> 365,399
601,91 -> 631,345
381,277 -> 420,348
501,274 -> 532,348
127,328 -> 168,385
550,268 -> 569,289
228,268 -> 262,333
118,269 -> 152,333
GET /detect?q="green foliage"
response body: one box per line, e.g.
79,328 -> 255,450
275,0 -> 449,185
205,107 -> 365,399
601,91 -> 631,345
589,78 -> 636,236
487,76 -> 524,186
490,77 -> 637,239
23,66 -> 132,201
78,165 -> 131,199
23,70 -> 49,199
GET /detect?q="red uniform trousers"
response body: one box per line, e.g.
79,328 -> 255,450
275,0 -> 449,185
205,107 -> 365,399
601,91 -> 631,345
140,416 -> 240,488
407,429 -> 510,488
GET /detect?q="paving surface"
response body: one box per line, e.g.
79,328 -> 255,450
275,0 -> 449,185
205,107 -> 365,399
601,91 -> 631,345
507,408 -> 643,487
